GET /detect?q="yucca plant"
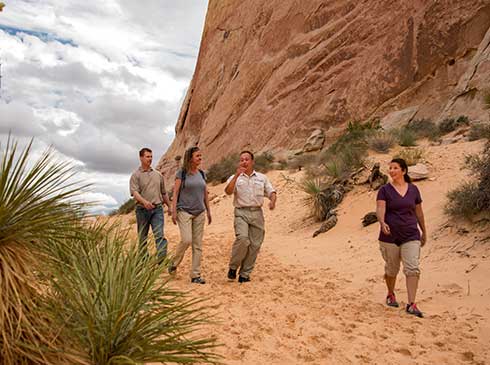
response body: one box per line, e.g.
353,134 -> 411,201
323,158 -> 346,181
1,136 -> 220,364
323,150 -> 362,181
300,178 -> 329,221
0,137 -> 87,364
43,224 -> 220,364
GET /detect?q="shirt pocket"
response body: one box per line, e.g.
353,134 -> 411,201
253,180 -> 265,197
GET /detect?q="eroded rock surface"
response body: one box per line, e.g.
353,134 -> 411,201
158,1 -> 490,178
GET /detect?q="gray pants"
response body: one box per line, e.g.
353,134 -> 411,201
173,210 -> 206,278
229,207 -> 265,279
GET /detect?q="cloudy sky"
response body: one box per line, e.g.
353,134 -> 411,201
0,0 -> 208,213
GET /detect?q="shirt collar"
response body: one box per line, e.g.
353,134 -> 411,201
139,166 -> 154,172
240,170 -> 257,177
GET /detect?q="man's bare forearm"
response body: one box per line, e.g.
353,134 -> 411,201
225,175 -> 238,195
132,191 -> 147,206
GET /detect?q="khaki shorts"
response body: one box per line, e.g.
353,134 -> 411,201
379,240 -> 421,277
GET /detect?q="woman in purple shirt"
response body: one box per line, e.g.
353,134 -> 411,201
376,158 -> 427,318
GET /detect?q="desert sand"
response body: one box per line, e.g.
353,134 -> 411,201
121,138 -> 489,364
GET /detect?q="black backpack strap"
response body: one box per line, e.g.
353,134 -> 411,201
177,169 -> 186,203
180,169 -> 187,189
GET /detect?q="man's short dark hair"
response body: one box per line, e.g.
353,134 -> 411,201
139,147 -> 152,157
240,150 -> 254,160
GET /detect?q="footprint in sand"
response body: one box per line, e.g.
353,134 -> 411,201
436,282 -> 463,295
395,347 -> 412,356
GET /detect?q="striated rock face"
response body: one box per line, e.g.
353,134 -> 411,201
158,0 -> 490,176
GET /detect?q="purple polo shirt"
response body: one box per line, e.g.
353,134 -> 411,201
377,183 -> 422,245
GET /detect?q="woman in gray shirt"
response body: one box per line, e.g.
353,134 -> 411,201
170,146 -> 211,284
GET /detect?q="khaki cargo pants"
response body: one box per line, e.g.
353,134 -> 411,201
173,210 -> 206,279
229,207 -> 265,279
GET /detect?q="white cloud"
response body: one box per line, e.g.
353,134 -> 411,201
0,0 -> 208,213
79,191 -> 118,206
0,100 -> 45,136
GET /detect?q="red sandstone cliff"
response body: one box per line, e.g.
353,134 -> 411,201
158,0 -> 490,174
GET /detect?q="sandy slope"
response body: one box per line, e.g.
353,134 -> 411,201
120,139 -> 489,364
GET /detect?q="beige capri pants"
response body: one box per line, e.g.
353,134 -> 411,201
379,240 -> 421,277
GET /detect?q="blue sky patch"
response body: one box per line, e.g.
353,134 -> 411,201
0,24 -> 77,47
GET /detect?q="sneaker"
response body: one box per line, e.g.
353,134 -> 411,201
191,277 -> 206,284
406,303 -> 423,318
386,293 -> 399,307
168,266 -> 177,275
227,268 -> 237,280
238,276 -> 250,283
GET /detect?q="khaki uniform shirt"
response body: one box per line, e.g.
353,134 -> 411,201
129,167 -> 167,206
226,171 -> 275,208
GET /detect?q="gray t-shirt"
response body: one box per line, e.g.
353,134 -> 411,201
176,169 -> 206,216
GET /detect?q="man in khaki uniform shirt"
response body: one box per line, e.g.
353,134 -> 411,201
130,148 -> 172,259
225,151 -> 277,283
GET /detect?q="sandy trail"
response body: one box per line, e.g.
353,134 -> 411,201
121,139 -> 489,364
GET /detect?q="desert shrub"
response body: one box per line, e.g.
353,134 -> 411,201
393,148 -> 424,166
446,142 -> 490,219
468,123 -> 490,141
329,119 -> 380,153
254,151 -> 274,172
324,158 -> 351,181
322,147 -> 365,181
438,115 -> 470,134
367,131 -> 396,153
299,178 -> 329,221
456,115 -> 470,125
406,118 -> 441,141
317,121 -> 370,181
397,127 -> 417,147
339,145 -> 366,169
206,153 -> 239,184
446,182 -> 485,218
109,198 -> 136,215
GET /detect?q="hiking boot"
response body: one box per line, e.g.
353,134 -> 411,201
227,268 -> 237,280
191,277 -> 206,284
406,303 -> 423,318
238,276 -> 250,283
386,293 -> 399,307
